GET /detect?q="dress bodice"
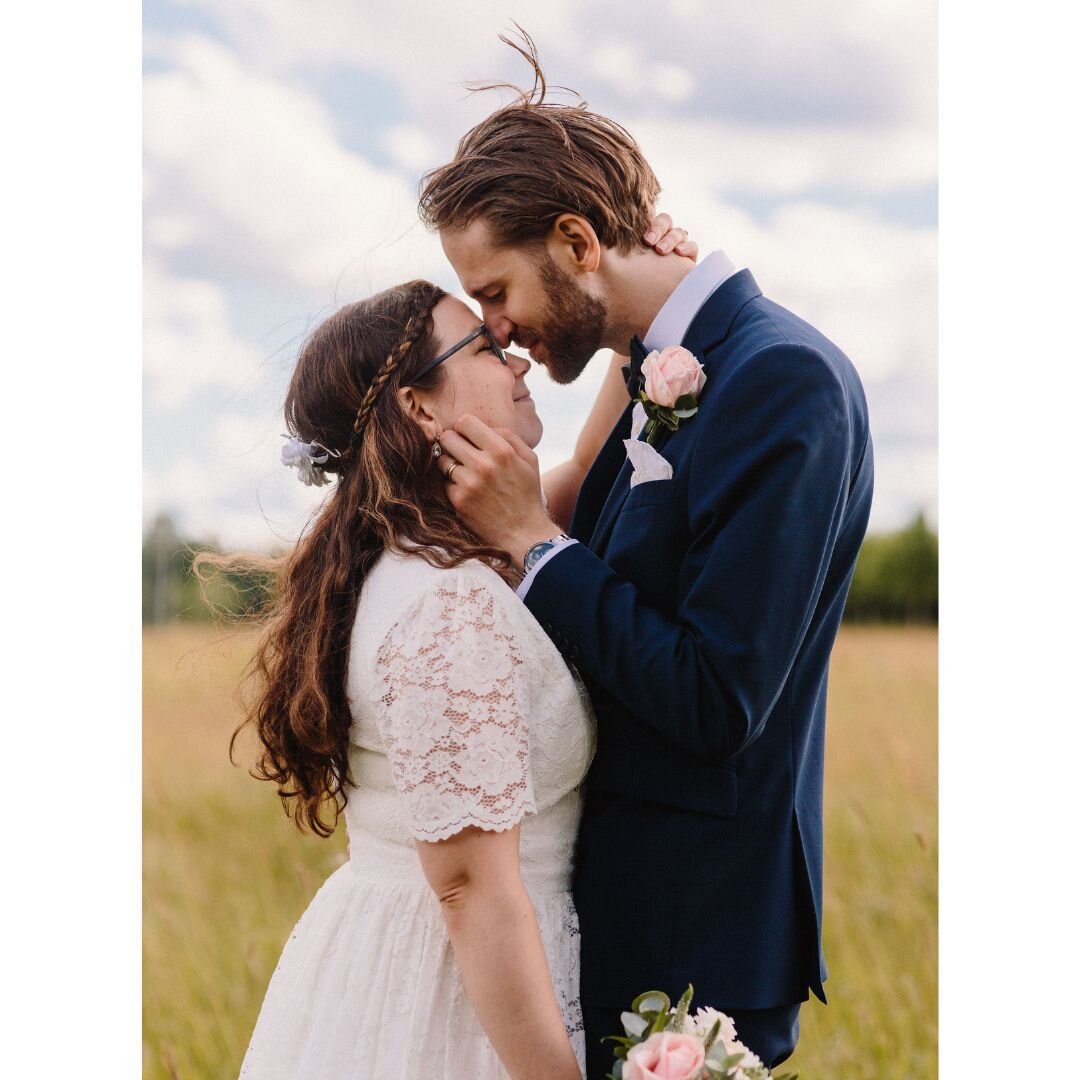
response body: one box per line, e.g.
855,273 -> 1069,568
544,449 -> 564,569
344,550 -> 596,893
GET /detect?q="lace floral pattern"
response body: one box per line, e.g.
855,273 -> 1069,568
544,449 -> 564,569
374,578 -> 537,842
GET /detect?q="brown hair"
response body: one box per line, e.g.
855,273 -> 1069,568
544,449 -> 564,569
198,280 -> 516,836
418,28 -> 660,255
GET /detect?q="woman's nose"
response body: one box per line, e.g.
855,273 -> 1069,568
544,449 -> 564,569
508,351 -> 531,376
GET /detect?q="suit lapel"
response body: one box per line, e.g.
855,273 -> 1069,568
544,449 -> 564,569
570,399 -> 635,543
585,270 -> 764,557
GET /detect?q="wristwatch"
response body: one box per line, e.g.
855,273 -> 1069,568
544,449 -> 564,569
523,533 -> 571,576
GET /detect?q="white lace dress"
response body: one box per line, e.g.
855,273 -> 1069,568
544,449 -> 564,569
239,551 -> 596,1079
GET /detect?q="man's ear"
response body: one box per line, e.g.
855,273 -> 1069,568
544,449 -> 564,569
396,385 -> 441,441
548,213 -> 602,274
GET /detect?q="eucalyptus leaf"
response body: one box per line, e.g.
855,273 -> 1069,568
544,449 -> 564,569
673,405 -> 699,419
673,394 -> 698,411
632,989 -> 670,1015
621,1011 -> 649,1039
721,1051 -> 746,1069
648,1009 -> 670,1036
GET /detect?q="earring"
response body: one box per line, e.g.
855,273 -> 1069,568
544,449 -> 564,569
431,438 -> 443,459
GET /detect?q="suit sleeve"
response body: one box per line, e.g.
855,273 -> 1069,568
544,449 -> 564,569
522,343 -> 853,761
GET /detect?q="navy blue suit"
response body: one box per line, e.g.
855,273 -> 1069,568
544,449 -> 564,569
522,270 -> 873,1071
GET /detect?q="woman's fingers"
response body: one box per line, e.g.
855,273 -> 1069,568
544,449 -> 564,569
643,212 -> 672,246
645,214 -> 695,260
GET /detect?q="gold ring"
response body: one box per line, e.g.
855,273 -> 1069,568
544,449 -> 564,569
445,461 -> 460,483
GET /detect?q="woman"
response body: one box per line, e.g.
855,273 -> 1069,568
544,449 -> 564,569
228,224 -> 694,1079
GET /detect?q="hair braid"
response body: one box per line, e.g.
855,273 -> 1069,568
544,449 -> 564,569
352,308 -> 432,439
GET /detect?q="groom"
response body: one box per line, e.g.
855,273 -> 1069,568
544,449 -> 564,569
420,82 -> 873,1074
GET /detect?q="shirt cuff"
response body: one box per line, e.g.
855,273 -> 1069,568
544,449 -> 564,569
516,538 -> 579,600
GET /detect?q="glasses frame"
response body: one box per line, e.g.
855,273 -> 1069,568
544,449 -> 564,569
403,324 -> 507,386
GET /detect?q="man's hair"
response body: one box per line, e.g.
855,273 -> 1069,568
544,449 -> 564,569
418,28 -> 660,254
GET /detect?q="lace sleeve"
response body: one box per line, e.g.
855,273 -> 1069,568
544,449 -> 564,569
372,566 -> 537,843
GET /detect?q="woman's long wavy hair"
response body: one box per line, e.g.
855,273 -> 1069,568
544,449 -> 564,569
198,280 -> 516,836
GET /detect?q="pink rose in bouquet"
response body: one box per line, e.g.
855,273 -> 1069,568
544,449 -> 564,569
642,345 -> 707,409
624,1030 -> 707,1080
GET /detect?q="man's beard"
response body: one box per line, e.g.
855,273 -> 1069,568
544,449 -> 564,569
527,256 -> 608,385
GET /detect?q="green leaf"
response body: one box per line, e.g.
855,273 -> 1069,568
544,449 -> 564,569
673,405 -> 699,419
702,1017 -> 722,1054
720,1052 -> 746,1069
620,1011 -> 649,1039
671,984 -> 695,1033
632,990 -> 671,1016
673,394 -> 698,412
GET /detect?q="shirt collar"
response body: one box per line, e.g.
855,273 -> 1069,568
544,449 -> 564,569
642,249 -> 740,352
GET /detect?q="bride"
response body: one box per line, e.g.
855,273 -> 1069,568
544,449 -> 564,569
228,222 -> 694,1079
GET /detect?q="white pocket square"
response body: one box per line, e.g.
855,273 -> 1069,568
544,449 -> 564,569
622,437 -> 674,487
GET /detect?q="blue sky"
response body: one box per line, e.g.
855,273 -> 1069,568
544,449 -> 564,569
143,0 -> 937,549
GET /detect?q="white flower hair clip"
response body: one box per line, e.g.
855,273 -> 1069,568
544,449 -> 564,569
280,434 -> 339,487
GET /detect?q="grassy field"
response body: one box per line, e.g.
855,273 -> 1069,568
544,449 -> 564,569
143,623 -> 937,1079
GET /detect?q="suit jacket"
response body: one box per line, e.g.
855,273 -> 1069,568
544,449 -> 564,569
523,269 -> 874,1009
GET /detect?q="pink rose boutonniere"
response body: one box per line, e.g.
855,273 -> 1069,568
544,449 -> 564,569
637,345 -> 707,445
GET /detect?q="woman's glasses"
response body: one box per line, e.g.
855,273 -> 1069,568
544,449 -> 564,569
404,324 -> 507,386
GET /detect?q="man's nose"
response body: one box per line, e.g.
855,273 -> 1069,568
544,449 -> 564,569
486,316 -> 515,349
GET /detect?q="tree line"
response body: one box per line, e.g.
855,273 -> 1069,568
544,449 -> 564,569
143,510 -> 938,625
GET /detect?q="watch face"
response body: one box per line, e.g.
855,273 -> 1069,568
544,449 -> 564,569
524,535 -> 569,573
525,542 -> 553,572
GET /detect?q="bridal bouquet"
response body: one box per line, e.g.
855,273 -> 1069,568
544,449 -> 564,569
604,986 -> 798,1080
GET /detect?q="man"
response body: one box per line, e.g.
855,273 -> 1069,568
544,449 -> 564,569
420,70 -> 873,1075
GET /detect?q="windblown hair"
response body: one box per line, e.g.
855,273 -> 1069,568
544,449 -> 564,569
418,26 -> 661,254
197,280 -> 516,836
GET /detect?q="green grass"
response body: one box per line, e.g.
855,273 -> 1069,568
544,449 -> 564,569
143,623 -> 936,1079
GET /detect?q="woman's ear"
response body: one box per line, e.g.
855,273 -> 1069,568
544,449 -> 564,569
397,385 -> 442,441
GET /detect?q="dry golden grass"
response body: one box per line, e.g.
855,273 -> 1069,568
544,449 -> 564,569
143,622 -> 936,1079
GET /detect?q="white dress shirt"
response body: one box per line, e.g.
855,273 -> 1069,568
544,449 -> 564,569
517,250 -> 741,600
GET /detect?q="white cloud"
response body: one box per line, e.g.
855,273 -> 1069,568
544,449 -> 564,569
382,125 -> 441,173
144,34 -> 448,298
143,259 -> 268,408
866,444 -> 938,531
176,0 -> 583,124
178,0 -> 935,130
632,117 -> 936,198
592,42 -> 695,104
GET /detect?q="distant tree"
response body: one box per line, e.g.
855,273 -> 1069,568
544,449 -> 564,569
142,513 -> 185,624
142,513 -> 275,623
844,512 -> 937,623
